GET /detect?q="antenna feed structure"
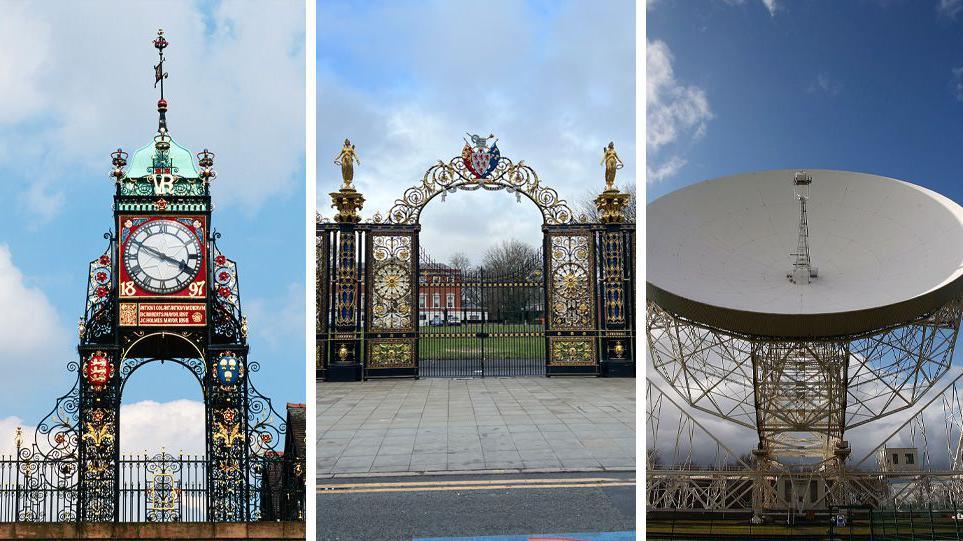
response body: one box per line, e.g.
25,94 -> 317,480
788,170 -> 818,285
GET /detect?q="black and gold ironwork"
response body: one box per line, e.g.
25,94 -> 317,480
317,136 -> 635,380
544,227 -> 599,375
3,30 -> 304,523
373,147 -> 578,226
417,250 -> 546,377
364,228 -> 419,378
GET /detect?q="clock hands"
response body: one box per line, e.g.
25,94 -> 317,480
137,242 -> 193,274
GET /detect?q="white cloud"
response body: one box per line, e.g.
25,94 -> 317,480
646,40 -> 712,183
0,245 -> 71,389
119,399 -> 205,455
0,417 -> 27,457
938,0 -> 963,19
0,1 -> 304,223
722,0 -> 778,16
0,399 -> 205,457
246,281 -> 305,349
953,67 -> 963,101
647,156 -> 687,183
20,183 -> 66,229
0,3 -> 50,124
808,72 -> 842,96
318,0 -> 635,260
0,400 -> 205,456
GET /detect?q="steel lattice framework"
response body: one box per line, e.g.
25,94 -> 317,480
647,296 -> 963,515
648,298 -> 962,460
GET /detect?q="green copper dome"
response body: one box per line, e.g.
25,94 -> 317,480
125,135 -> 200,179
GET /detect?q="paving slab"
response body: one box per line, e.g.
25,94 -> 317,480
317,377 -> 635,476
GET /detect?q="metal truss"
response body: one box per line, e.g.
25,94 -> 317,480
647,357 -> 963,514
647,298 -> 962,463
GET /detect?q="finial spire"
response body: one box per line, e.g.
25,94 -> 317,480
153,29 -> 169,134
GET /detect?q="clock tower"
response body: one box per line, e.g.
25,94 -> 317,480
76,30 -> 256,522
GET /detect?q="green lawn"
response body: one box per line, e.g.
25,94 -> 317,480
418,323 -> 546,360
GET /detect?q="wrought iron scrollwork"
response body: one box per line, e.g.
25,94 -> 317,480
119,357 -> 206,387
211,232 -> 244,344
548,234 -> 594,329
369,235 -> 414,331
245,367 -> 289,521
81,234 -> 115,345
376,154 -> 577,225
145,452 -> 182,522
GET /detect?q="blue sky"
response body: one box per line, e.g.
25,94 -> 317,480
318,0 -> 635,263
647,0 -> 963,203
0,1 -> 305,454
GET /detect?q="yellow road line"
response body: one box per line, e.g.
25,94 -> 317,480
318,477 -> 627,489
317,479 -> 635,494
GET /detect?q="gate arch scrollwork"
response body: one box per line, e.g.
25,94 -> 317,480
373,152 -> 578,225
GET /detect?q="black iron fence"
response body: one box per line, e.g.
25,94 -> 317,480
0,452 -> 303,522
417,252 -> 547,378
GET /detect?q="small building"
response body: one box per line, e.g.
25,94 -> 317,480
417,263 -> 489,324
880,447 -> 920,472
259,403 -> 306,520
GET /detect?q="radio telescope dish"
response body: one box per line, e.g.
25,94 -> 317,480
647,169 -> 963,338
646,169 -> 963,517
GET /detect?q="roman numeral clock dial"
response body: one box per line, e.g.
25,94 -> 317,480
123,219 -> 203,294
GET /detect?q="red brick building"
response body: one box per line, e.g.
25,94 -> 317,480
418,263 -> 462,324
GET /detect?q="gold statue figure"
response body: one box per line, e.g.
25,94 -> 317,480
601,141 -> 624,190
334,138 -> 360,188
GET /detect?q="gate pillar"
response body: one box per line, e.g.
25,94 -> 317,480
324,183 -> 365,381
77,346 -> 122,522
595,186 -> 636,377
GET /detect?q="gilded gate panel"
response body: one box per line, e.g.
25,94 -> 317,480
367,339 -> 415,369
545,230 -> 598,369
548,233 -> 595,331
368,234 -> 415,332
365,230 -> 418,372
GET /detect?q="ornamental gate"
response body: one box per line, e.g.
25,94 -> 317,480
417,250 -> 546,377
317,136 -> 636,380
0,31 -> 304,523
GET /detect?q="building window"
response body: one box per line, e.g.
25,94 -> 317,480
433,293 -> 440,308
419,294 -> 426,308
446,293 -> 455,308
892,453 -> 899,465
905,453 -> 914,465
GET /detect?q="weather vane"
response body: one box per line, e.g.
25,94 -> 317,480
153,29 -> 169,134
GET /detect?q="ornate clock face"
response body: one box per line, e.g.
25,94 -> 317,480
123,219 -> 203,294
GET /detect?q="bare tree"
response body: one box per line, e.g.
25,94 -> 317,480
483,239 -> 541,276
449,252 -> 471,272
482,240 -> 542,324
578,182 -> 637,223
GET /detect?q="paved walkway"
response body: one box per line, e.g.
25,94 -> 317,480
316,377 -> 635,477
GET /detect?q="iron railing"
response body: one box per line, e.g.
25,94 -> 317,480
0,452 -> 303,522
648,506 -> 963,540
